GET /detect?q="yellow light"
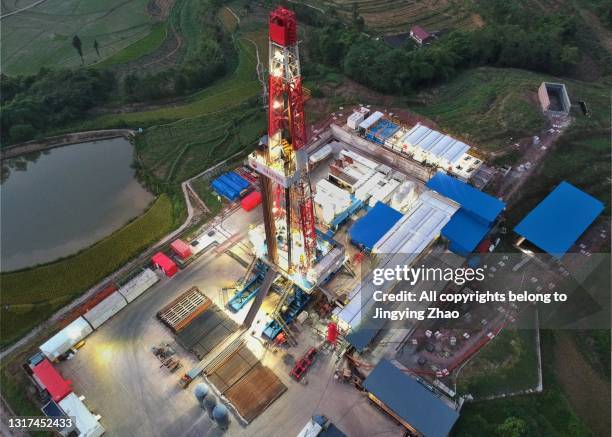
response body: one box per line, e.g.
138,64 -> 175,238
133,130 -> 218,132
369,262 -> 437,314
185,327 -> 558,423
96,344 -> 114,365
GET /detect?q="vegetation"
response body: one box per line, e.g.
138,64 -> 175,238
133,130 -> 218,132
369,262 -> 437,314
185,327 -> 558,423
307,9 -> 581,96
1,68 -> 115,145
90,38 -> 260,127
1,0 -> 154,75
412,67 -> 547,150
453,331 -> 592,436
122,0 -> 236,102
93,23 -> 168,69
0,195 -> 178,346
133,102 -> 264,186
457,310 -> 539,398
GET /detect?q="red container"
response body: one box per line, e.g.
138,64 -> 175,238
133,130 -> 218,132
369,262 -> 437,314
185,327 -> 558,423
241,191 -> 262,212
170,239 -> 192,260
152,252 -> 178,277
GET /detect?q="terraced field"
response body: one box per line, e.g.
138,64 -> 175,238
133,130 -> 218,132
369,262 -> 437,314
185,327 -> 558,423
313,0 -> 478,33
136,105 -> 264,183
92,37 -> 261,126
1,0 -> 166,75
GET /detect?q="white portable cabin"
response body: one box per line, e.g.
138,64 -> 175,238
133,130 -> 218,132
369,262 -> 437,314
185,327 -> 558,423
118,268 -> 159,303
58,393 -> 105,437
347,112 -> 365,130
39,317 -> 93,361
358,111 -> 383,131
309,144 -> 333,165
82,292 -> 127,329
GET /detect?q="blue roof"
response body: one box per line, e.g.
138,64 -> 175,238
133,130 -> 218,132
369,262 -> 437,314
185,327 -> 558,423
364,360 -> 459,437
426,172 -> 505,224
349,202 -> 402,251
442,209 -> 492,256
346,325 -> 382,352
515,182 -> 604,257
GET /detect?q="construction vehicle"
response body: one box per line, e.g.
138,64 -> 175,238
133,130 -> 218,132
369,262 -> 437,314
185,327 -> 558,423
290,347 -> 317,381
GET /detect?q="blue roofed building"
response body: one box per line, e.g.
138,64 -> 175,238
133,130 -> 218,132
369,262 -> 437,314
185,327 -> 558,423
363,359 -> 459,436
426,172 -> 506,255
514,181 -> 604,258
348,202 -> 403,251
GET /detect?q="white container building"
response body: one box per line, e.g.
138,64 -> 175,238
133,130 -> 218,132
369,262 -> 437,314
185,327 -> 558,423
358,111 -> 384,131
347,112 -> 365,130
39,317 -> 93,361
82,292 -> 127,329
118,268 -> 159,303
58,393 -> 105,437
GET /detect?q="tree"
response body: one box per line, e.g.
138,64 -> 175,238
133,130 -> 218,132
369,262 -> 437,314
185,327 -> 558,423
72,35 -> 83,64
94,39 -> 100,57
496,417 -> 527,437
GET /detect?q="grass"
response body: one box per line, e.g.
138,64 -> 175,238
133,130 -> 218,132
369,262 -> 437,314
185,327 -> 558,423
412,67 -> 548,151
92,22 -> 168,69
88,38 -> 260,127
0,194 -> 176,346
453,330 -> 592,436
457,309 -> 540,398
134,104 -> 264,183
310,0 -> 476,33
1,0 -> 154,75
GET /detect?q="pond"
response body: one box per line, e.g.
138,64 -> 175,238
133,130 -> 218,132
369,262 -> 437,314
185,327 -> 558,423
1,137 -> 154,272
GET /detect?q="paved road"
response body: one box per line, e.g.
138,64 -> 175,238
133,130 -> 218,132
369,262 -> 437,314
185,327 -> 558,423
55,205 -> 401,436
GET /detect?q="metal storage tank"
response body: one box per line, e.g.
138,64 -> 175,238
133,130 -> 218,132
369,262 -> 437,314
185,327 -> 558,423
212,404 -> 230,430
203,395 -> 217,418
194,383 -> 209,404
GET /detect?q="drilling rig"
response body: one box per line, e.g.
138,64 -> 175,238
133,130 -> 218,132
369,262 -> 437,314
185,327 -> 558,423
248,6 -> 317,276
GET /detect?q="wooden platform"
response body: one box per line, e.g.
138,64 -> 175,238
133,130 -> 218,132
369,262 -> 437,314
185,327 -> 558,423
157,287 -> 211,333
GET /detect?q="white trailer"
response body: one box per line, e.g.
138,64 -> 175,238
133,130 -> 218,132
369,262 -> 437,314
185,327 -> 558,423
118,268 -> 159,303
59,393 -> 105,437
39,317 -> 93,361
82,292 -> 127,329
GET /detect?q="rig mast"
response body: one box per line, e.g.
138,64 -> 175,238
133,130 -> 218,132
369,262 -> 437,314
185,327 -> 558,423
249,6 -> 317,274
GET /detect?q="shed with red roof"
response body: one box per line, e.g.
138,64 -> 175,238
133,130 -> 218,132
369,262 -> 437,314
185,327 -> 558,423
32,359 -> 72,402
152,252 -> 178,277
170,239 -> 192,260
410,25 -> 432,45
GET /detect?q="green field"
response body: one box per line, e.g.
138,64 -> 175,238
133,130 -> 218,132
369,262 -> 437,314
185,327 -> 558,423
457,310 -> 540,398
89,37 -> 260,127
0,194 -> 176,346
135,104 -> 264,183
92,22 -> 168,69
453,330 -> 592,436
1,0 -> 159,75
411,67 -> 548,151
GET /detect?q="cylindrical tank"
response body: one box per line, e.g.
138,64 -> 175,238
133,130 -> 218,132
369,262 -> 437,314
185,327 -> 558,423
212,404 -> 230,430
194,383 -> 209,404
203,395 -> 217,418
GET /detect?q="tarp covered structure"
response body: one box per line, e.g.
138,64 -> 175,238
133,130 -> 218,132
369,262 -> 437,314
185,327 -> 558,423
152,252 -> 178,277
348,202 -> 402,251
426,172 -> 505,255
426,172 -> 504,225
32,359 -> 72,402
364,359 -> 459,436
514,181 -> 604,257
212,172 -> 250,201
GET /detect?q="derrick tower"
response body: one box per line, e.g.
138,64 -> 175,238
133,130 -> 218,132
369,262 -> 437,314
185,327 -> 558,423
249,6 -> 317,275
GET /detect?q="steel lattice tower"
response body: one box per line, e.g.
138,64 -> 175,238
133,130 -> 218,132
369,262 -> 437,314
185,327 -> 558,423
249,6 -> 317,274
